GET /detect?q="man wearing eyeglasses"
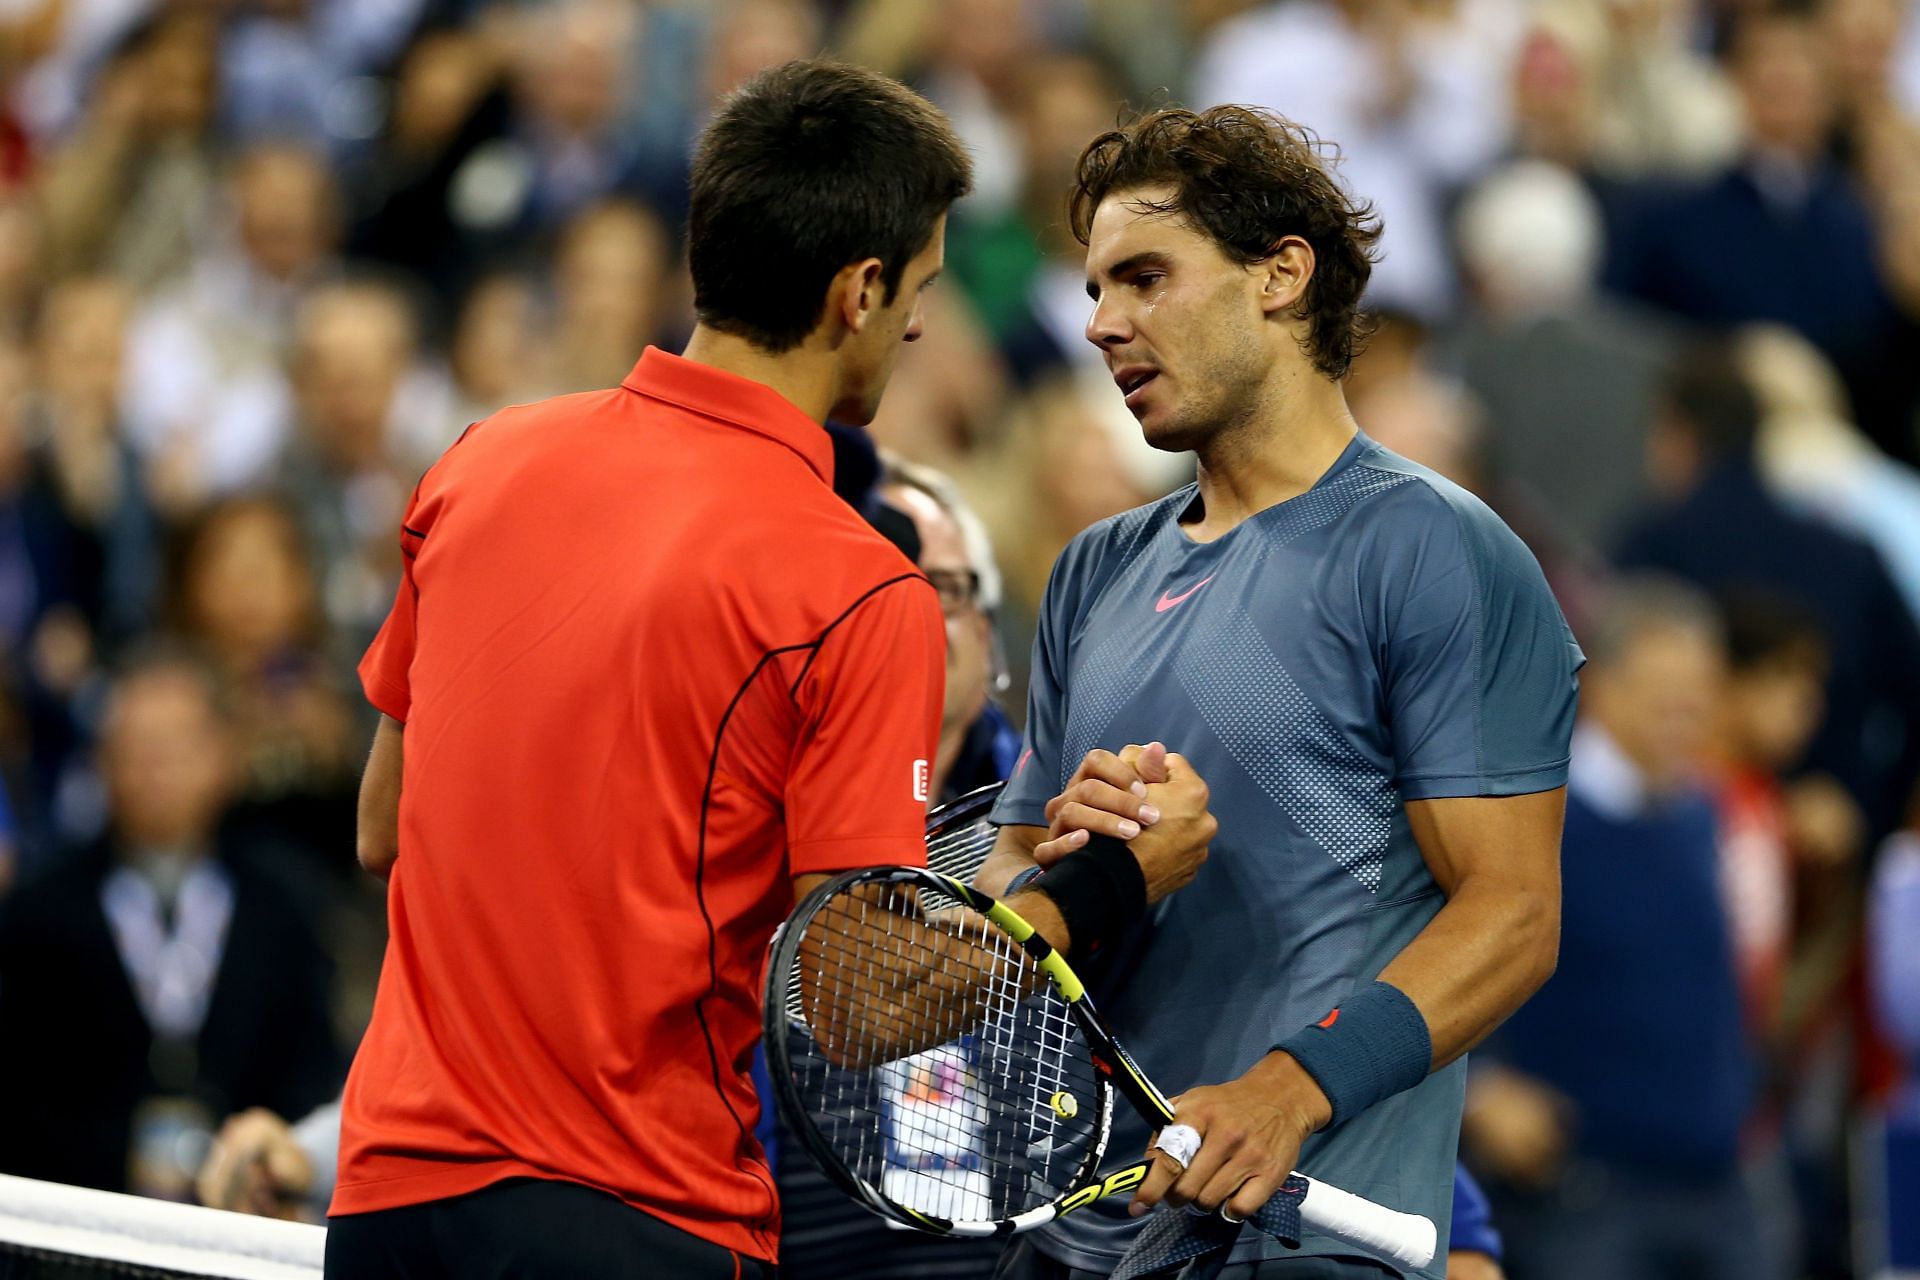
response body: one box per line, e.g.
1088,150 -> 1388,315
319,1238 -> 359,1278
880,456 -> 1023,807
774,453 -> 1020,1280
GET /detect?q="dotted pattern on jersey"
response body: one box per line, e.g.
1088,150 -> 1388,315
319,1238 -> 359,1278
1252,458 -> 1419,557
1175,608 -> 1397,891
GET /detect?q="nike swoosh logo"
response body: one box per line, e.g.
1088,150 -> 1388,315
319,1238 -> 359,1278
1154,575 -> 1214,613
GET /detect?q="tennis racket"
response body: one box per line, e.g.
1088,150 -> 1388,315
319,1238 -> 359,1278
763,784 -> 1437,1272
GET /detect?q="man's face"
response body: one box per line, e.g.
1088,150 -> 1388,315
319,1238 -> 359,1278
883,482 -> 990,740
1590,623 -> 1726,792
1083,186 -> 1274,453
101,671 -> 234,850
833,216 -> 947,426
1733,17 -> 1835,159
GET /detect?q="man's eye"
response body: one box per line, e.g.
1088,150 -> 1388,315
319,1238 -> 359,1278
1136,273 -> 1164,288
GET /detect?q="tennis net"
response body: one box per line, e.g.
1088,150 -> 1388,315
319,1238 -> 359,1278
0,1175 -> 322,1279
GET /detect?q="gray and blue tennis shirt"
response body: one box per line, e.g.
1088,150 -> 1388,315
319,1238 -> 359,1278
991,433 -> 1582,1276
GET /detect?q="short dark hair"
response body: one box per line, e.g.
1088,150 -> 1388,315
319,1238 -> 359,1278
1068,105 -> 1382,380
688,60 -> 972,353
1718,588 -> 1827,674
1660,339 -> 1761,459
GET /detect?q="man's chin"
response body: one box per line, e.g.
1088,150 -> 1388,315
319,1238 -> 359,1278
1137,411 -> 1205,455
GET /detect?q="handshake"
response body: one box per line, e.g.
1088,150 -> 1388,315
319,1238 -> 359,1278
990,742 -> 1218,949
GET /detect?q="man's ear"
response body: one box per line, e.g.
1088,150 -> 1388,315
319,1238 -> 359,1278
836,257 -> 887,334
1260,236 -> 1315,316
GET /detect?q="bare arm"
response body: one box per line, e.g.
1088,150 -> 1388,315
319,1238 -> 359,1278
1133,785 -> 1565,1220
1381,788 -> 1566,1066
357,716 -> 404,879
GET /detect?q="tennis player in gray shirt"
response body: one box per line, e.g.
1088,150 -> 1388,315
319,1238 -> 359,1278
978,106 -> 1582,1279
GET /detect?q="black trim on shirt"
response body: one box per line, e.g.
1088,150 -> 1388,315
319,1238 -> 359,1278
691,571 -> 934,1248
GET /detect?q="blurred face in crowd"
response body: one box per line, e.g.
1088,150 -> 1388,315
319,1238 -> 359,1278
518,3 -> 630,136
1731,14 -> 1836,159
36,278 -> 129,417
831,218 -> 948,427
707,0 -> 821,106
936,0 -> 1032,90
140,14 -> 218,137
1823,0 -> 1903,89
182,501 -> 319,669
1018,56 -> 1122,250
555,201 -> 670,376
1726,645 -> 1827,772
453,276 -> 539,407
101,667 -> 236,851
1587,621 -> 1727,793
235,147 -> 338,282
1084,186 -> 1299,453
883,482 -> 991,743
294,288 -> 413,470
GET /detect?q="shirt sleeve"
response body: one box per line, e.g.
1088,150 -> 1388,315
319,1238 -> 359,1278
1384,489 -> 1585,800
357,510 -> 426,723
992,543 -> 1084,830
784,577 -> 945,874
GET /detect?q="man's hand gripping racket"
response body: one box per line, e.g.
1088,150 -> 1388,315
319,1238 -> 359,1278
762,780 -> 1438,1276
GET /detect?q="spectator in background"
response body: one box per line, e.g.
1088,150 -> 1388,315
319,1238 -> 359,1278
1606,1 -> 1916,457
879,455 -> 1019,805
443,272 -> 545,427
0,654 -> 338,1199
1508,0 -> 1741,180
493,0 -> 645,235
544,198 -> 672,394
1742,323 -> 1920,620
1617,339 -> 1920,842
274,280 -> 432,649
342,25 -> 513,304
124,143 -> 343,513
1192,0 -> 1520,317
218,0 -> 427,156
1446,158 -> 1677,555
1711,594 -> 1836,1046
37,10 -> 222,293
166,497 -> 355,859
25,276 -> 160,659
1465,576 -> 1768,1280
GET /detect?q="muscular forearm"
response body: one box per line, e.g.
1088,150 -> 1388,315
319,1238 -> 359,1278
1377,874 -> 1559,1069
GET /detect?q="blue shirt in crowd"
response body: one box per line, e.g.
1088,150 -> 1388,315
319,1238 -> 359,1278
1489,727 -> 1753,1184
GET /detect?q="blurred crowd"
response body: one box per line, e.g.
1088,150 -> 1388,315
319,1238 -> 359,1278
0,0 -> 1916,1277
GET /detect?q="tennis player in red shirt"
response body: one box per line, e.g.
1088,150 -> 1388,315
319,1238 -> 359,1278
321,62 -> 979,1279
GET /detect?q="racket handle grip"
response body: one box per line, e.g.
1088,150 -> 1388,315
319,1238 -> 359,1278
1296,1175 -> 1437,1272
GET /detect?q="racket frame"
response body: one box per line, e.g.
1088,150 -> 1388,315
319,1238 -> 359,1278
765,865 -> 1178,1238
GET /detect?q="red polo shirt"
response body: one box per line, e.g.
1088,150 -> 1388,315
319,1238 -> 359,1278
331,349 -> 943,1261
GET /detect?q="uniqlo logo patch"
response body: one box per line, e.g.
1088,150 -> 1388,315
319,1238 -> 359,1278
912,759 -> 930,803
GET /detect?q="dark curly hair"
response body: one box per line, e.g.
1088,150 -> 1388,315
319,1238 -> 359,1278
1069,105 -> 1382,380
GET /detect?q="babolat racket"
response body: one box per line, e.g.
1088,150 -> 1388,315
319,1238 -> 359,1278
763,785 -> 1437,1272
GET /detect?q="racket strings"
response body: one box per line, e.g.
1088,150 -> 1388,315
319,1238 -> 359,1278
782,876 -> 1102,1225
924,816 -> 998,881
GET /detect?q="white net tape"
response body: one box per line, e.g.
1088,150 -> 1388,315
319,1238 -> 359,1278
0,1175 -> 323,1279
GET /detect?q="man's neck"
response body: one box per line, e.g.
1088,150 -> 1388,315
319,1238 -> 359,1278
680,324 -> 840,424
1185,369 -> 1359,542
